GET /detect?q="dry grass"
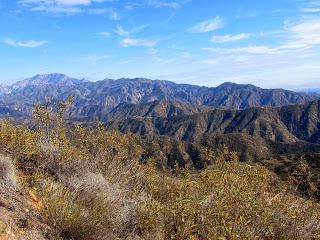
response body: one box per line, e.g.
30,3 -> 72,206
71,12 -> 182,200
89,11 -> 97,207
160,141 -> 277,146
0,101 -> 320,239
0,155 -> 59,240
0,155 -> 17,193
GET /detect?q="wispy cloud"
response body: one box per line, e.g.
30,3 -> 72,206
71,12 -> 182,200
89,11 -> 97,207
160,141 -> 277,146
146,0 -> 191,8
301,2 -> 320,13
301,8 -> 320,12
97,31 -> 111,37
125,0 -> 191,9
210,33 -> 251,43
19,0 -> 91,7
55,0 -> 91,6
189,16 -> 223,33
120,55 -> 153,64
193,16 -> 320,88
120,38 -> 159,47
18,0 -> 116,15
88,8 -> 108,14
306,1 -> 320,7
110,10 -> 118,20
29,5 -> 83,14
202,58 -> 220,65
204,17 -> 320,56
146,48 -> 158,55
181,52 -> 191,58
81,54 -> 108,64
87,7 -> 118,19
283,17 -> 320,49
114,25 -> 147,37
203,46 -> 277,55
4,38 -> 47,48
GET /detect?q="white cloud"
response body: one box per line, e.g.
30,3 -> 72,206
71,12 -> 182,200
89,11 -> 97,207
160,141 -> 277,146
203,46 -> 277,55
4,38 -> 47,48
153,56 -> 176,64
202,58 -> 220,64
87,7 -> 118,19
18,0 -> 115,15
210,33 -> 251,43
114,25 -> 147,37
306,1 -> 320,7
88,8 -> 107,14
232,55 -> 252,62
30,5 -> 83,14
156,16 -> 320,89
97,31 -> 111,37
283,17 -> 320,49
19,0 -> 90,6
146,48 -> 158,55
114,26 -> 130,37
181,52 -> 190,58
203,18 -> 320,56
125,0 -> 191,9
81,54 -> 108,64
189,16 -> 224,33
146,0 -> 191,8
56,0 -> 91,5
120,55 -> 152,64
110,10 -> 118,20
301,8 -> 320,12
120,38 -> 159,47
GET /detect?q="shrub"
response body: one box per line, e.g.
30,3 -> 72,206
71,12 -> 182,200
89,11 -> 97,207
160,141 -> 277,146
138,148 -> 320,240
0,98 -> 320,240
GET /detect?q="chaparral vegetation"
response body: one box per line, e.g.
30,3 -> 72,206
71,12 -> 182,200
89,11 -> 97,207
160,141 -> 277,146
0,97 -> 320,239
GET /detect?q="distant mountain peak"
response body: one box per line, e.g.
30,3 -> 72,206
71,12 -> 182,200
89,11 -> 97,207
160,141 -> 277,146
217,82 -> 259,89
25,73 -> 82,85
1,73 -> 88,95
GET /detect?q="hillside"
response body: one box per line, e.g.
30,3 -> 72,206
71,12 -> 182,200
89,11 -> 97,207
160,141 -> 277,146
139,133 -> 320,170
104,99 -> 320,144
0,74 -> 316,117
75,100 -> 214,122
0,111 -> 320,239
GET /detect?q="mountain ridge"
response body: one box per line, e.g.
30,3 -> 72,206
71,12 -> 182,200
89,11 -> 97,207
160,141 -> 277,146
0,74 -> 317,117
75,100 -> 215,122
103,99 -> 320,144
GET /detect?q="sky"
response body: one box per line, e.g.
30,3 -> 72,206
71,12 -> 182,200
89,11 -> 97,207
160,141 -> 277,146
0,0 -> 320,89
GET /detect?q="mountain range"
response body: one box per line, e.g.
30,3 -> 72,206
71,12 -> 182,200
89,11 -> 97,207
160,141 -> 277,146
0,74 -> 317,117
1,73 -> 320,186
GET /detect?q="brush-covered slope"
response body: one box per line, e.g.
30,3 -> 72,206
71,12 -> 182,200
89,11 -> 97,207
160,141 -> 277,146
1,117 -> 320,240
104,99 -> 320,144
78,100 -> 214,122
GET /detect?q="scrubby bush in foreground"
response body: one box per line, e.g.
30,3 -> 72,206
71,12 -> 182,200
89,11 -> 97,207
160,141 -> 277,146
0,98 -> 319,239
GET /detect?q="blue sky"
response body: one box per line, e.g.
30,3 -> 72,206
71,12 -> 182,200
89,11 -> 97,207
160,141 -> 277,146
0,0 -> 320,89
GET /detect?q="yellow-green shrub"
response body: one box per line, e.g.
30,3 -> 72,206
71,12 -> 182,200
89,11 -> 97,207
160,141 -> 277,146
138,149 -> 320,240
0,98 -> 320,240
